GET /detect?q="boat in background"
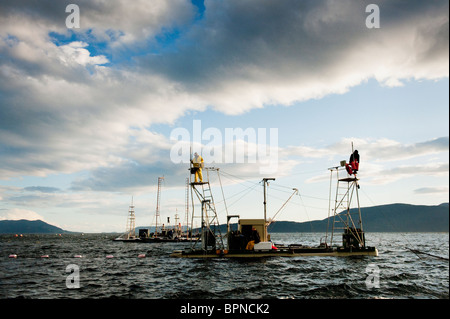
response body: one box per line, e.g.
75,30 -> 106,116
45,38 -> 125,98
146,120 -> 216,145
139,177 -> 199,243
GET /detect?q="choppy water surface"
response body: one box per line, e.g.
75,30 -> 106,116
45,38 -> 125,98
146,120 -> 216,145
0,233 -> 448,299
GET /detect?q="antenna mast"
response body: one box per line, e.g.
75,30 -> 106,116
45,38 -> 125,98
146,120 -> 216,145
185,177 -> 190,238
155,177 -> 164,237
262,178 -> 275,242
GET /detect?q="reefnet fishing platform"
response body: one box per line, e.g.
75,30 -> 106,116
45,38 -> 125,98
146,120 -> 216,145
171,150 -> 378,258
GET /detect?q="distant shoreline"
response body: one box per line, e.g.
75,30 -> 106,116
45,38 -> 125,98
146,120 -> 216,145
1,202 -> 448,234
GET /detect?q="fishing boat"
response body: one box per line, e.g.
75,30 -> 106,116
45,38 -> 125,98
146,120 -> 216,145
113,197 -> 141,242
140,177 -> 199,243
171,148 -> 378,258
139,218 -> 199,243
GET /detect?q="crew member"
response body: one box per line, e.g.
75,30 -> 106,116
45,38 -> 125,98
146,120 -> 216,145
251,227 -> 261,244
191,152 -> 204,182
349,150 -> 360,173
345,150 -> 360,175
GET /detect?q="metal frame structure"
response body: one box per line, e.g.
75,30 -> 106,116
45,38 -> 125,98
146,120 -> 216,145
153,176 -> 164,237
189,162 -> 224,252
125,197 -> 136,239
327,166 -> 365,248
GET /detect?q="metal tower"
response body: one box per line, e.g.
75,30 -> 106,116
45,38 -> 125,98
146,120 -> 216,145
189,167 -> 224,252
154,176 -> 164,237
125,197 -> 136,239
327,166 -> 365,249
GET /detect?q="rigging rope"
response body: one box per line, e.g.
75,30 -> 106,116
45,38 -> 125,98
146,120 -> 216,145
406,248 -> 449,261
360,188 -> 449,262
217,169 -> 330,221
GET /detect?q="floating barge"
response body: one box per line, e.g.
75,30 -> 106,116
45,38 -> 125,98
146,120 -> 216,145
115,177 -> 197,243
171,246 -> 378,258
171,148 -> 378,258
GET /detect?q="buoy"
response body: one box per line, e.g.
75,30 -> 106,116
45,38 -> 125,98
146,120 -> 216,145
74,255 -> 83,258
106,255 -> 114,259
138,254 -> 146,258
9,254 -> 17,258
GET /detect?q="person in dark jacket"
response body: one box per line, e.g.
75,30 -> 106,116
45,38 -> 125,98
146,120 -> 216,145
345,150 -> 360,175
350,150 -> 360,173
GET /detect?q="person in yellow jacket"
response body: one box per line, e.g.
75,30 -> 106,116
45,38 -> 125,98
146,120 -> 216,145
191,152 -> 204,182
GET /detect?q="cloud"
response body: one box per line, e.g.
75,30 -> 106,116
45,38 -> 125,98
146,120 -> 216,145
138,0 -> 449,113
297,137 -> 449,184
284,137 -> 449,162
67,134 -> 449,192
0,0 -> 448,183
366,162 -> 449,185
414,186 -> 449,195
69,131 -> 296,191
23,186 -> 61,193
362,137 -> 449,162
58,41 -> 109,66
0,208 -> 45,221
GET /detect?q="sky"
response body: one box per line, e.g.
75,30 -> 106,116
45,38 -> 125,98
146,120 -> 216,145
0,0 -> 448,233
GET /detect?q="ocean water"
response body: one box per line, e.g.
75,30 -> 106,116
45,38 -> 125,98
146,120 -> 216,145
0,232 -> 448,299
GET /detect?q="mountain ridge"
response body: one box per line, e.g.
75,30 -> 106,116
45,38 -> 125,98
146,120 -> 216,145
267,202 -> 449,233
0,203 -> 448,233
0,219 -> 73,234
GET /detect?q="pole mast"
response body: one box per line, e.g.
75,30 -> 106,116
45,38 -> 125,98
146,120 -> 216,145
262,178 -> 275,241
155,176 -> 164,237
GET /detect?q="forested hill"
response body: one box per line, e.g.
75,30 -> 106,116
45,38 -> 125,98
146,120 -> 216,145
0,219 -> 71,234
267,203 -> 449,232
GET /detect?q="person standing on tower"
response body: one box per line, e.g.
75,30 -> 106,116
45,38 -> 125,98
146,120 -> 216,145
191,152 -> 204,182
345,150 -> 360,175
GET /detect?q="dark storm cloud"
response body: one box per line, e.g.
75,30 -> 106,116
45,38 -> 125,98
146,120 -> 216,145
138,0 -> 449,109
0,0 -> 448,189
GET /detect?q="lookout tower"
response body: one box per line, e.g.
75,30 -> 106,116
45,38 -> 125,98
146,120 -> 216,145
327,161 -> 365,249
189,163 -> 224,252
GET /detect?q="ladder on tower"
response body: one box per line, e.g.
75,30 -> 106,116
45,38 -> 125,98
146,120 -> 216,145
189,168 -> 224,251
329,168 -> 364,247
